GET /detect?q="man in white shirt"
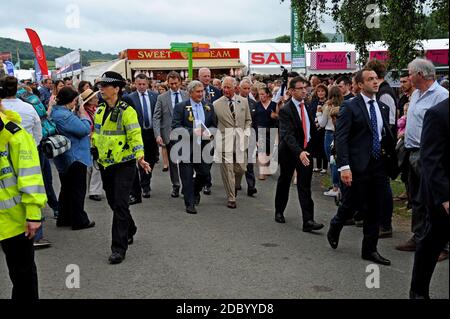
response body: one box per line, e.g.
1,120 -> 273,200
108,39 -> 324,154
0,76 -> 42,145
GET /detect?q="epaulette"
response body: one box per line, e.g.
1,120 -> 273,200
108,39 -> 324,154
118,101 -> 129,110
5,122 -> 21,134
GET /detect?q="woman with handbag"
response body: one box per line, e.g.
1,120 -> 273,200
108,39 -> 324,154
51,87 -> 95,230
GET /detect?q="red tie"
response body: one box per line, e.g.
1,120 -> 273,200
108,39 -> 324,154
300,101 -> 308,149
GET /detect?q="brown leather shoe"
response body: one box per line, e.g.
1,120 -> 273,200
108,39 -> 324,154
227,201 -> 237,209
395,238 -> 416,251
438,250 -> 449,262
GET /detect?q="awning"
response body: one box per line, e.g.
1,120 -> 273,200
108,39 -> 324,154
128,59 -> 245,70
306,68 -> 357,76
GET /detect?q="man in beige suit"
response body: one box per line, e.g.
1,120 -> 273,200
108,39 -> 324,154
213,77 -> 252,209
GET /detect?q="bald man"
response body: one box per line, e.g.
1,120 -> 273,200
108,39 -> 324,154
213,77 -> 252,209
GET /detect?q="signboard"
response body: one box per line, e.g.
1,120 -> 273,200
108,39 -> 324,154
369,49 -> 449,67
126,49 -> 239,60
55,50 -> 81,68
291,9 -> 305,69
369,51 -> 389,62
425,49 -> 448,66
250,52 -> 291,65
310,51 -> 356,70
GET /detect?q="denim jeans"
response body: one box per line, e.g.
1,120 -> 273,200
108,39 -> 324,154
324,130 -> 339,187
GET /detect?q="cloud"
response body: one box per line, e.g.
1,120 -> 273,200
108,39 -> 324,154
1,0 -> 336,53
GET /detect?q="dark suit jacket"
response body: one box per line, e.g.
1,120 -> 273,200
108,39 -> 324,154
128,90 -> 158,129
419,98 -> 449,208
171,99 -> 217,156
203,85 -> 222,104
335,93 -> 397,178
278,99 -> 317,161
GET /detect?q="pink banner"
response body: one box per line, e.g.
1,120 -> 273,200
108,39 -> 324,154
369,51 -> 389,62
426,49 -> 448,66
310,52 -> 355,70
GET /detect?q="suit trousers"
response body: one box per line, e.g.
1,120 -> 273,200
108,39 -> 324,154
411,205 -> 449,297
275,153 -> 314,223
219,153 -> 245,202
57,161 -> 91,229
131,129 -> 159,197
1,233 -> 38,301
167,141 -> 181,190
100,161 -> 137,256
245,163 -> 256,191
332,157 -> 388,254
179,161 -> 209,207
408,154 -> 428,241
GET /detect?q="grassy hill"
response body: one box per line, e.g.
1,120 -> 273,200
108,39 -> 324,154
0,37 -> 116,69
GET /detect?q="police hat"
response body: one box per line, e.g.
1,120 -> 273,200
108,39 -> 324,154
99,71 -> 126,88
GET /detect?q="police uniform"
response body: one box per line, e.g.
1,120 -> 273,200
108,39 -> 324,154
0,109 -> 47,300
92,72 -> 145,264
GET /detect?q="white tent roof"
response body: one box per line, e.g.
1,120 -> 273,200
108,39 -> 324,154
215,39 -> 449,75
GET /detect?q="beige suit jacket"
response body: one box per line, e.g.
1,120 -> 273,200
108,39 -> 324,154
213,95 -> 252,162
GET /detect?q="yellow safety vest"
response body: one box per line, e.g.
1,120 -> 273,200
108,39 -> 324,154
92,99 -> 144,168
0,110 -> 46,241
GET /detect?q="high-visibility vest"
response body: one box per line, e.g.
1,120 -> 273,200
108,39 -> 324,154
92,99 -> 144,168
0,110 -> 47,241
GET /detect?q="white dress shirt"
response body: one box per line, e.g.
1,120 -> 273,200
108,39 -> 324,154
361,93 -> 383,142
139,90 -> 152,129
2,98 -> 42,145
291,97 -> 311,144
170,89 -> 181,108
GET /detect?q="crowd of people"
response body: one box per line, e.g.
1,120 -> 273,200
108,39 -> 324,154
0,57 -> 448,300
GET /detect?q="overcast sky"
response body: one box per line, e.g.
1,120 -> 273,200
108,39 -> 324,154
1,0 -> 336,54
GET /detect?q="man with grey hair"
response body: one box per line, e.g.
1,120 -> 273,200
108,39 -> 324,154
396,58 -> 449,254
171,80 -> 217,214
214,76 -> 252,209
197,68 -> 222,195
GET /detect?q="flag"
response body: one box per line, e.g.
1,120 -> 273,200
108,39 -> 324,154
4,61 -> 15,76
34,58 -> 42,82
25,28 -> 49,76
55,50 -> 81,69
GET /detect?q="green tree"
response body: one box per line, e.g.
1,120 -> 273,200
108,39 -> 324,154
275,32 -> 329,43
282,0 -> 449,70
275,35 -> 291,43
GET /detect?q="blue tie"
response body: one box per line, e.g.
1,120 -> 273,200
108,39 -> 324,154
369,100 -> 381,159
141,92 -> 151,128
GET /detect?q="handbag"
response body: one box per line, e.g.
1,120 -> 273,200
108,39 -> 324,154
41,135 -> 71,159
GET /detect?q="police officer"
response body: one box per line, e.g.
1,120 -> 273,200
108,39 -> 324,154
92,71 -> 151,265
0,99 -> 47,300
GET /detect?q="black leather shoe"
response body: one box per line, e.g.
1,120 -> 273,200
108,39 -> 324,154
303,220 -> 324,232
362,251 -> 391,266
247,188 -> 257,197
108,252 -> 125,265
89,195 -> 102,201
72,221 -> 95,231
129,195 -> 142,205
195,194 -> 201,206
327,224 -> 342,249
128,227 -> 137,245
171,188 -> 180,198
142,191 -> 151,198
227,201 -> 237,209
203,186 -> 211,195
275,213 -> 285,223
186,205 -> 197,214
